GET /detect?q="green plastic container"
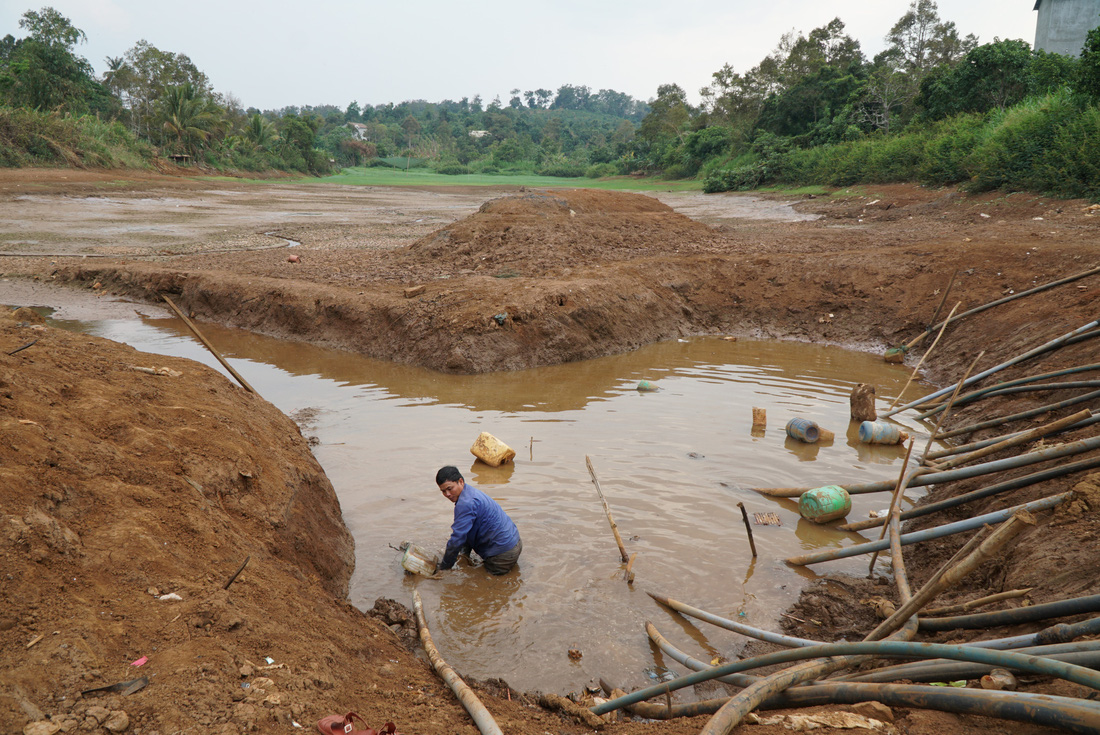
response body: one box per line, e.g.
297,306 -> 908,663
798,485 -> 852,524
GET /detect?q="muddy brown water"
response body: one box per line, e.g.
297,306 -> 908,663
10,284 -> 941,695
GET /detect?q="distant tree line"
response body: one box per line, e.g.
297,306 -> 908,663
2,2 -> 1099,197
669,1 -> 1100,197
0,6 -> 649,176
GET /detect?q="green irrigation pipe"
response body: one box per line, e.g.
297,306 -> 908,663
920,594 -> 1100,631
840,638 -> 1100,683
697,509 -> 919,734
755,433 -> 1100,497
646,593 -> 820,648
648,617 -> 1100,685
590,639 -> 1100,716
953,380 -> 1100,401
937,388 -> 1100,439
623,685 -> 1100,733
786,491 -> 1073,566
839,454 -> 1100,533
925,412 -> 1100,460
914,363 -> 1100,418
637,634 -> 1100,733
881,318 -> 1100,419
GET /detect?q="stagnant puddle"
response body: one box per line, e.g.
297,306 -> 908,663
10,286 -> 939,694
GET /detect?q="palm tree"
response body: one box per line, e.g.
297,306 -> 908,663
158,82 -> 221,157
244,113 -> 277,150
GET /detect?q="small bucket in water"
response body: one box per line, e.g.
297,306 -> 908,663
884,346 -> 908,364
858,421 -> 909,445
400,543 -> 438,577
799,485 -> 852,523
786,417 -> 821,443
470,431 -> 516,467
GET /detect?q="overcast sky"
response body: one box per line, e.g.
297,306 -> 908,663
2,1 -> 1041,111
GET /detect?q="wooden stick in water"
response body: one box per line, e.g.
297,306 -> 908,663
737,502 -> 757,558
161,294 -> 257,395
586,455 -> 630,563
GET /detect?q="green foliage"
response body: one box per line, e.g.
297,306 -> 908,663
1079,23 -> 1100,100
916,39 -> 1033,119
436,162 -> 471,175
1029,50 -> 1077,96
536,154 -> 585,177
158,82 -> 222,156
0,9 -> 102,114
584,162 -> 618,178
968,90 -> 1098,197
0,104 -> 150,167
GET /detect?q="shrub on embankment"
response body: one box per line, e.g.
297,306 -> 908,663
0,105 -> 152,168
705,91 -> 1100,199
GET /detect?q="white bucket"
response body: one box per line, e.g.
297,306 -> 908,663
400,543 -> 438,577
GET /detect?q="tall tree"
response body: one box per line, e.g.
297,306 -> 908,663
0,7 -> 100,112
116,40 -> 211,137
886,0 -> 976,78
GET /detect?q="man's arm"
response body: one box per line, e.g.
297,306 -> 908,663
439,501 -> 475,570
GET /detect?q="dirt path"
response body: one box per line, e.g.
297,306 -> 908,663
3,168 -> 1100,735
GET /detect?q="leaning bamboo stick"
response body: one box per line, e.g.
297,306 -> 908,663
586,455 -> 629,563
902,264 -> 1100,354
161,294 -> 257,394
888,302 -> 960,411
932,409 -> 1092,471
412,591 -> 503,735
865,512 -> 1036,641
923,350 -> 985,459
923,588 -> 1034,617
868,439 -> 917,573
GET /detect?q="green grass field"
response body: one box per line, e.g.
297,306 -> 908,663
312,167 -> 704,191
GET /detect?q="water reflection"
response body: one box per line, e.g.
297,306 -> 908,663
12,292 -> 948,696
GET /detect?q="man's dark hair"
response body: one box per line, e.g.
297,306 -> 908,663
435,465 -> 463,485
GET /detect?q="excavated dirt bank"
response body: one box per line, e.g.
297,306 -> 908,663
2,169 -> 1100,734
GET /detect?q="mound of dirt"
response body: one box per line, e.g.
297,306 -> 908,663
400,188 -> 724,278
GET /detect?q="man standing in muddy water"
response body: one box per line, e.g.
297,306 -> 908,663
436,465 -> 522,575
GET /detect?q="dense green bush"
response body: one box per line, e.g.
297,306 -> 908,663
436,162 -> 471,175
584,162 -> 618,178
969,91 -> 1098,197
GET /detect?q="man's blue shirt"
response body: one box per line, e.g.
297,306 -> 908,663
440,484 -> 519,569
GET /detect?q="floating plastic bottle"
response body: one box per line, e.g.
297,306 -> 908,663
786,417 -> 821,443
858,421 -> 909,445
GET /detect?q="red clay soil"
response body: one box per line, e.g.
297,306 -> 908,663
2,169 -> 1100,735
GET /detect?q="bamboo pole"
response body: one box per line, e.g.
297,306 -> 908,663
932,409 -> 1092,471
868,439 -> 917,573
888,302 -> 960,411
412,591 -> 503,735
866,512 -> 1036,641
161,294 -> 257,394
901,264 -> 1100,354
923,350 -> 984,459
585,455 -> 629,563
923,589 -> 1034,617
